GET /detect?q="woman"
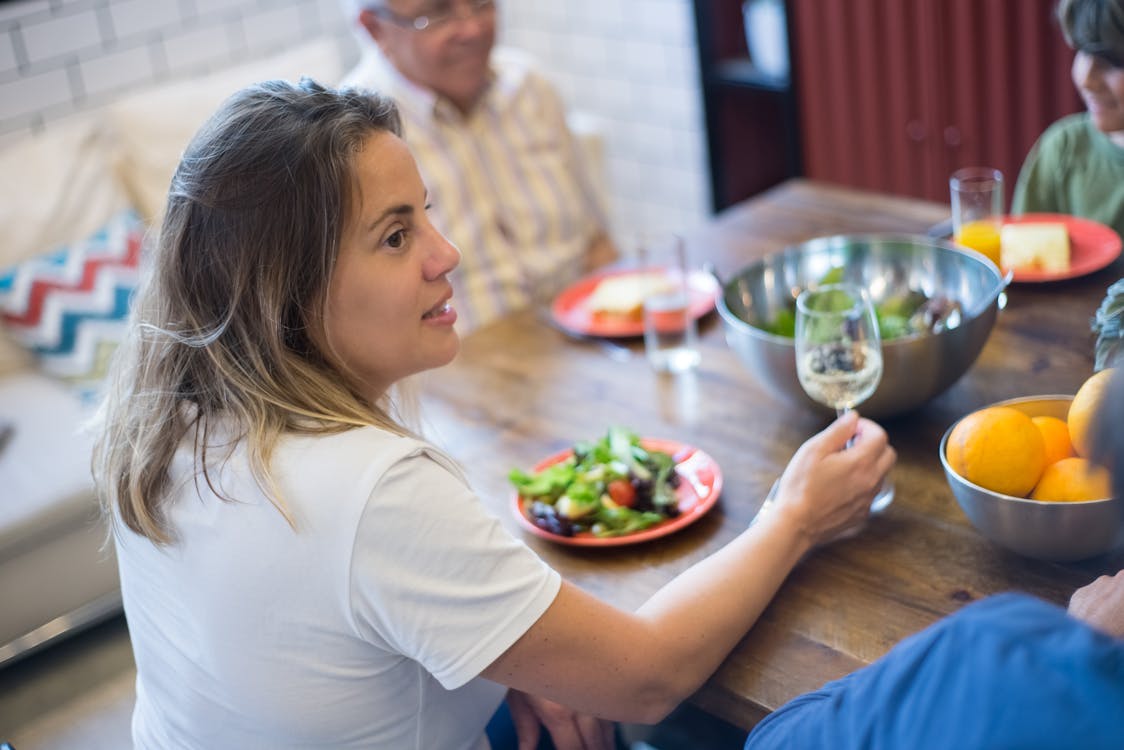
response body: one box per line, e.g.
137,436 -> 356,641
94,79 -> 895,749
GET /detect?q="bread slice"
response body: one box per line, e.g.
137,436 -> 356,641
585,273 -> 678,319
1000,223 -> 1070,273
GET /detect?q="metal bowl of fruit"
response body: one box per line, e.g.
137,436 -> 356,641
716,234 -> 1008,418
939,395 -> 1124,562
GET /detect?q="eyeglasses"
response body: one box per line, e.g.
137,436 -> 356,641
369,0 -> 496,32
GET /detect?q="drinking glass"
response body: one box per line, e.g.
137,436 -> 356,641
795,283 -> 894,512
950,166 -> 1004,268
638,234 -> 700,373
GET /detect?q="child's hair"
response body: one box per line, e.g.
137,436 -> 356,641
93,78 -> 406,544
1058,0 -> 1124,67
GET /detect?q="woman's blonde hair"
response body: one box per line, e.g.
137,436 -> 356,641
1058,0 -> 1124,66
93,78 -> 404,544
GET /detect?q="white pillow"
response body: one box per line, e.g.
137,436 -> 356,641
0,116 -> 131,271
0,116 -> 133,375
108,37 -> 347,225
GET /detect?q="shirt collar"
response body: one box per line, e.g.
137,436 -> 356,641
386,54 -> 527,124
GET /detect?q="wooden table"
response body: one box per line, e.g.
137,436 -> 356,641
420,179 -> 1124,731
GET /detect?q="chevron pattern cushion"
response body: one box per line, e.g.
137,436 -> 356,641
0,209 -> 146,399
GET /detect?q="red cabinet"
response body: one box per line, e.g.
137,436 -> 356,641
789,0 -> 1081,203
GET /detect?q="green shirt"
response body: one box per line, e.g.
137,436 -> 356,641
1012,113 -> 1124,239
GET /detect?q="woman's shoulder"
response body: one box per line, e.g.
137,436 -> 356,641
281,425 -> 466,487
283,424 -> 426,466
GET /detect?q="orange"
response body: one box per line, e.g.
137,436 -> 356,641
1031,416 -> 1076,467
1030,457 -> 1112,502
946,406 -> 1047,497
1068,368 -> 1115,458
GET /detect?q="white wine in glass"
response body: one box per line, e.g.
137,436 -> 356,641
795,282 -> 893,512
797,340 -> 883,412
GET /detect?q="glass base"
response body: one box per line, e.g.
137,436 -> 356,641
870,480 -> 894,513
647,346 -> 700,373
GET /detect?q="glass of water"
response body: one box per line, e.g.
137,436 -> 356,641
639,234 -> 700,373
795,282 -> 893,511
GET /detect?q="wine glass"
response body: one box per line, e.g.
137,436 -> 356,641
795,282 -> 894,512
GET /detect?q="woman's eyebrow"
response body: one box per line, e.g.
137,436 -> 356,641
367,204 -> 414,232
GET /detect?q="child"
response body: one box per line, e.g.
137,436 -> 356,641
1012,0 -> 1124,238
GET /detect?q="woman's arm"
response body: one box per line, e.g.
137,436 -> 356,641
482,411 -> 894,723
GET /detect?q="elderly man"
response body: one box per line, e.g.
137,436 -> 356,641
341,0 -> 617,333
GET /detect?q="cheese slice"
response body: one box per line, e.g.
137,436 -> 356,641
1000,223 -> 1070,273
585,273 -> 677,319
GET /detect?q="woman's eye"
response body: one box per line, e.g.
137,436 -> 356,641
386,229 -> 407,249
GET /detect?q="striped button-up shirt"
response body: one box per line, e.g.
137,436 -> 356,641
342,49 -> 609,333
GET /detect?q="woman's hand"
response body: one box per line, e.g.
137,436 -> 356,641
505,688 -> 616,750
771,410 -> 896,547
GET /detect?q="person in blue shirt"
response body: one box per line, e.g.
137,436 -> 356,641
745,366 -> 1124,750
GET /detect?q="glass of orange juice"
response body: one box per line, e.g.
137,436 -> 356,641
950,167 -> 1003,268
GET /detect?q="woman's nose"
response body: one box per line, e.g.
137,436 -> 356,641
424,232 -> 460,280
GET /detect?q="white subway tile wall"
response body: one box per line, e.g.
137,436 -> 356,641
109,0 -> 183,40
501,0 -> 710,237
0,0 -> 356,140
0,0 -> 710,241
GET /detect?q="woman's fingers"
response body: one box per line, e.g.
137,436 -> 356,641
576,715 -> 616,750
506,688 -> 615,750
811,409 -> 861,454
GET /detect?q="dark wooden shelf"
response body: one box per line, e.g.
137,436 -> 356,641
694,1 -> 800,212
709,58 -> 790,93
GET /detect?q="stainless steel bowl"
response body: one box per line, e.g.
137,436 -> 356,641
939,396 -> 1124,561
716,234 -> 1007,418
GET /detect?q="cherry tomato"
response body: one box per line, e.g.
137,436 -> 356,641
607,479 -> 637,508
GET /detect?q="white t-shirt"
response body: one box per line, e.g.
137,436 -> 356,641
114,425 -> 561,749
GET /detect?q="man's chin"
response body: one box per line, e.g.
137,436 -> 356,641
1091,112 -> 1124,136
440,79 -> 490,111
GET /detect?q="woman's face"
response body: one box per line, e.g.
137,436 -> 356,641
324,131 -> 461,399
1073,50 -> 1124,135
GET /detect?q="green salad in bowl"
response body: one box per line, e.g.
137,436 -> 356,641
759,266 -> 962,341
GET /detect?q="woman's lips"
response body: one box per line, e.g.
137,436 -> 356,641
422,301 -> 457,325
422,301 -> 450,319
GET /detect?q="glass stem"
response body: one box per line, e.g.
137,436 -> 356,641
838,405 -> 856,448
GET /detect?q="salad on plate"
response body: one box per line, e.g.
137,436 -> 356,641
509,427 -> 682,538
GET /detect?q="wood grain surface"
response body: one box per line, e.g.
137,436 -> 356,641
419,179 -> 1124,731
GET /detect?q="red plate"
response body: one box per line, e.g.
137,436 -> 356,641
1003,213 -> 1122,282
550,269 -> 720,338
513,439 -> 723,547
